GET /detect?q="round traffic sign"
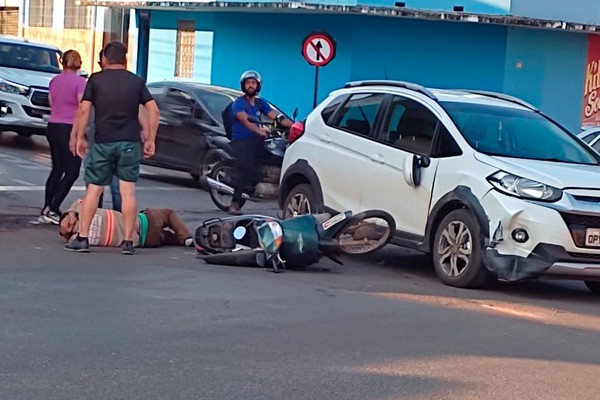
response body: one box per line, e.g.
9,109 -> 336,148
302,32 -> 336,67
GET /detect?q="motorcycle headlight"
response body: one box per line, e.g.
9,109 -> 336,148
256,220 -> 284,254
487,171 -> 562,202
0,78 -> 29,95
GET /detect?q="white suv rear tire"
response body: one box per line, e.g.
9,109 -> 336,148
283,184 -> 317,219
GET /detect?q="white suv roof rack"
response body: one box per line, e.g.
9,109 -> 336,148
343,80 -> 438,101
456,89 -> 539,111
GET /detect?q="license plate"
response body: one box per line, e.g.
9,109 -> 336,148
322,212 -> 347,230
585,228 -> 600,247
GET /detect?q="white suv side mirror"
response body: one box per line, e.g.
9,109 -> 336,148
403,154 -> 430,187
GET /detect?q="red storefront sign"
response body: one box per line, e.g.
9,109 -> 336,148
582,35 -> 600,127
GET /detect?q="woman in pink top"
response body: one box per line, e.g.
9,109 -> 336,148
40,50 -> 87,224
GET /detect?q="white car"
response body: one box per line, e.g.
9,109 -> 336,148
580,127 -> 600,152
279,80 -> 600,293
577,126 -> 600,144
0,35 -> 63,137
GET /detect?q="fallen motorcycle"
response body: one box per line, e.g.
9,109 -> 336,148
194,210 -> 396,272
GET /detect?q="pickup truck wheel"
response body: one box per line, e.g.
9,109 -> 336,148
432,209 -> 490,288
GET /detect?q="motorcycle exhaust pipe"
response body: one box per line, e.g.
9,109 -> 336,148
206,177 -> 250,200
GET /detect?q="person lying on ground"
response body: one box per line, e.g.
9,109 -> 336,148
60,199 -> 193,252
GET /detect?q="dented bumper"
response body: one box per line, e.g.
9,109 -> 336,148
480,190 -> 600,282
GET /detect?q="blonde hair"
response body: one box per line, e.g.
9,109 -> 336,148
61,50 -> 82,70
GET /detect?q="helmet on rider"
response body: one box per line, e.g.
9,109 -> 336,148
240,70 -> 262,96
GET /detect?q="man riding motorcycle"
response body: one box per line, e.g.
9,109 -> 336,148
228,70 -> 293,215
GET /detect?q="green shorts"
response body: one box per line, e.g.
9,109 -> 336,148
85,141 -> 142,185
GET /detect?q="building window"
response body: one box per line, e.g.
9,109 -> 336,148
64,0 -> 92,29
28,0 -> 53,28
175,20 -> 195,79
0,7 -> 19,36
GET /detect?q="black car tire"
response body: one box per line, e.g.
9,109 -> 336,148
584,281 -> 600,295
432,209 -> 491,288
198,150 -> 223,178
208,161 -> 246,212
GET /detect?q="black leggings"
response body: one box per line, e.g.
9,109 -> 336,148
44,123 -> 82,213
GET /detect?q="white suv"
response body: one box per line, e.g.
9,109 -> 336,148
279,80 -> 600,293
0,35 -> 64,137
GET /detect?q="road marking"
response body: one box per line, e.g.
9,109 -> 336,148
0,185 -> 197,192
139,167 -> 157,175
12,179 -> 35,186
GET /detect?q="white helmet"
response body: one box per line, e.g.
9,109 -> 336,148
240,70 -> 262,94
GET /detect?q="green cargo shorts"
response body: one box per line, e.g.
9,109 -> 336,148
85,141 -> 142,185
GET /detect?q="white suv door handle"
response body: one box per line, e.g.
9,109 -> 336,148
318,134 -> 331,143
370,153 -> 385,163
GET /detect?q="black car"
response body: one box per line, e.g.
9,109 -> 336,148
144,81 -> 285,181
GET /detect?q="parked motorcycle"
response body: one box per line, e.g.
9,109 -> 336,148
194,210 -> 396,272
204,116 -> 291,212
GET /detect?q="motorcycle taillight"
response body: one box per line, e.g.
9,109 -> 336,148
288,121 -> 305,145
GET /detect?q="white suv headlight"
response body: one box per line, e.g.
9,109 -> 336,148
487,171 -> 562,202
0,78 -> 29,95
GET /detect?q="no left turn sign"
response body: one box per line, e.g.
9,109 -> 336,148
302,32 -> 336,67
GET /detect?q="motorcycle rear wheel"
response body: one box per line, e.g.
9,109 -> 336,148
333,210 -> 395,255
209,161 -> 247,212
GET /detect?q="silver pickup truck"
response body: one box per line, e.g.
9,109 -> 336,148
0,35 -> 86,137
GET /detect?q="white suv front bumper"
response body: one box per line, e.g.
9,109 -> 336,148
0,89 -> 50,135
481,189 -> 600,282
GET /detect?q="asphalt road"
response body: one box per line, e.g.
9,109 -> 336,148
1,131 -> 599,400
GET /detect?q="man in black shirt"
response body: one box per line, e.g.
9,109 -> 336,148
65,41 -> 160,255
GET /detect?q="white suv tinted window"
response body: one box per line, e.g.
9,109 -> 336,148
380,95 -> 438,155
321,94 -> 348,124
331,93 -> 386,138
443,101 -> 599,164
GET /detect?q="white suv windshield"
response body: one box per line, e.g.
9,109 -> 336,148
441,101 -> 599,165
0,43 -> 62,74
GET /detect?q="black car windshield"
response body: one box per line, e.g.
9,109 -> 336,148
194,88 -> 286,124
441,101 -> 600,165
0,42 -> 62,74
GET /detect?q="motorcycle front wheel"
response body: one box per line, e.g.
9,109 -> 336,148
333,210 -> 395,255
208,161 -> 247,212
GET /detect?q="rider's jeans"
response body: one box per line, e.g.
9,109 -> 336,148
232,136 -> 264,205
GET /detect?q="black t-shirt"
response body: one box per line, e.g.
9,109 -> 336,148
82,69 -> 153,143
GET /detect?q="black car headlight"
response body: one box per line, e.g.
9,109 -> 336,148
487,171 -> 562,202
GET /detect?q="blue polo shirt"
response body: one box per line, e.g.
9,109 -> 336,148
231,96 -> 272,141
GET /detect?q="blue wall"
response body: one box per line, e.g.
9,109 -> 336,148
147,10 -> 588,131
503,27 -> 588,130
346,18 -> 508,92
149,11 -> 509,119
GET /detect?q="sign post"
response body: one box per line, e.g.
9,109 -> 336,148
302,32 -> 336,108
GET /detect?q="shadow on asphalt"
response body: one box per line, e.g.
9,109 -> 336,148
346,244 -> 600,311
139,171 -> 201,189
0,131 -> 41,150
